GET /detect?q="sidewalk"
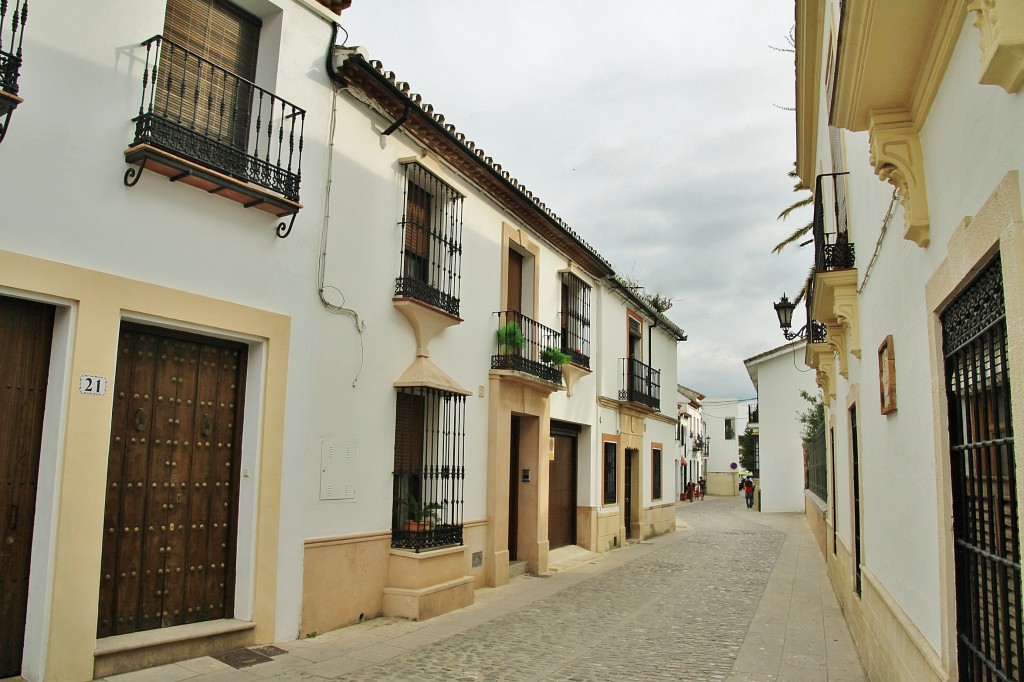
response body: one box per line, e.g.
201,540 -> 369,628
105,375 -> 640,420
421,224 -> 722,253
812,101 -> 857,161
97,497 -> 866,681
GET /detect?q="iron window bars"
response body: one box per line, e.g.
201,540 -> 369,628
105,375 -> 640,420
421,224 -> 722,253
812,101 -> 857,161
492,310 -> 564,385
942,254 -> 1022,682
619,357 -> 661,410
805,424 -> 827,503
560,272 -> 592,369
125,35 -> 305,235
0,0 -> 28,144
396,162 -> 464,317
391,386 -> 466,552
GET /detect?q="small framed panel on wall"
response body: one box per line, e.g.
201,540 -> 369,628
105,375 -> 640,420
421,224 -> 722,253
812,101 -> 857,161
878,335 -> 897,415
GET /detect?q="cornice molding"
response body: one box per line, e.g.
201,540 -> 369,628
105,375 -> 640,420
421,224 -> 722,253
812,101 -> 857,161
795,0 -> 826,187
969,0 -> 1024,92
869,111 -> 930,247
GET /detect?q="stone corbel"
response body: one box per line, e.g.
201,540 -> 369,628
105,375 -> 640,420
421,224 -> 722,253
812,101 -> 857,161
833,289 -> 861,360
869,112 -> 930,247
807,345 -> 836,401
827,322 -> 849,379
969,0 -> 1024,93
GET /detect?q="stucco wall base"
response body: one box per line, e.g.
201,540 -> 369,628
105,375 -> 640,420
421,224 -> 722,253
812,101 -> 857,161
641,502 -> 677,539
301,533 -> 391,638
596,510 -> 623,552
707,471 -> 740,496
383,576 -> 475,621
576,506 -> 598,552
827,542 -> 948,681
382,545 -> 474,621
804,492 -> 828,557
93,620 -> 255,678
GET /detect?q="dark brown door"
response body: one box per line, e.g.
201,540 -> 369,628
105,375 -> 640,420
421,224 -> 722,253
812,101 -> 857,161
0,296 -> 54,678
508,416 -> 520,562
624,449 -> 634,539
507,248 -> 523,314
548,434 -> 576,549
97,325 -> 245,637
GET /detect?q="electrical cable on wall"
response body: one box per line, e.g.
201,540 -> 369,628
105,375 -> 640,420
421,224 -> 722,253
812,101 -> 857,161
317,22 -> 366,388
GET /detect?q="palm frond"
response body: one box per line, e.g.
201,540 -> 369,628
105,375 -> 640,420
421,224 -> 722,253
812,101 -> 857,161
772,221 -> 813,254
777,195 -> 813,221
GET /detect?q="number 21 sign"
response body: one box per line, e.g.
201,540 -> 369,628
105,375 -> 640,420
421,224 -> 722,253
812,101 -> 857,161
79,374 -> 108,396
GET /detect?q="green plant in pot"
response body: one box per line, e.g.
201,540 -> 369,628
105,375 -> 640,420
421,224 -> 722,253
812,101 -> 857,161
399,494 -> 442,531
540,346 -> 571,366
496,321 -> 525,355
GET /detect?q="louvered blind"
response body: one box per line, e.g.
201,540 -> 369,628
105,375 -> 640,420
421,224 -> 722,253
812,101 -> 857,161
507,249 -> 523,313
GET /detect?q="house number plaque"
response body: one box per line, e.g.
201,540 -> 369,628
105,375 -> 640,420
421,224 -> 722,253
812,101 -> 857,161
79,374 -> 108,396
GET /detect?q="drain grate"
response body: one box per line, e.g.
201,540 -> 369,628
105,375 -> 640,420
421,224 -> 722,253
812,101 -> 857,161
212,647 -> 275,669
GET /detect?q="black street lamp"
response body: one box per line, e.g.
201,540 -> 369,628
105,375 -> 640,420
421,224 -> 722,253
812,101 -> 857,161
774,294 -> 803,340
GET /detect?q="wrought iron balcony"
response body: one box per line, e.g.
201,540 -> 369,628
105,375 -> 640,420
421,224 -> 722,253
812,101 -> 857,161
492,311 -> 564,385
748,405 -> 759,423
619,357 -> 661,410
123,35 -> 305,237
813,173 -> 855,272
391,472 -> 463,553
0,0 -> 28,143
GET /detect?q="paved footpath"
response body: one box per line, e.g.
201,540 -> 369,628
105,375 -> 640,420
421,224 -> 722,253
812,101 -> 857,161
101,497 -> 867,682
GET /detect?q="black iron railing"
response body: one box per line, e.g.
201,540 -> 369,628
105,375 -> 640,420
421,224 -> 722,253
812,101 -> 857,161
619,357 -> 660,410
395,163 -> 464,317
748,405 -> 759,423
806,424 -> 827,502
391,387 -> 466,553
812,172 -> 854,272
492,311 -> 564,385
0,0 -> 27,96
560,272 -> 591,369
130,35 -> 304,201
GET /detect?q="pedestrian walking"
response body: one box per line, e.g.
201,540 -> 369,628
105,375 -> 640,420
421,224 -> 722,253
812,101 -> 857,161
698,477 -> 706,499
744,477 -> 755,509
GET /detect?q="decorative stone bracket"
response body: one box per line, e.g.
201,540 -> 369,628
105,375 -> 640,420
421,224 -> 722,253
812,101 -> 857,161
869,112 -> 930,248
970,0 -> 1024,93
805,343 -> 837,401
811,269 -> 860,383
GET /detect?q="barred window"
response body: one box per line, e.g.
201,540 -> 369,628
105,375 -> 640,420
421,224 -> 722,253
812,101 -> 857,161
603,441 -> 617,505
560,272 -> 591,369
652,447 -> 662,501
392,386 -> 466,552
395,163 -> 464,317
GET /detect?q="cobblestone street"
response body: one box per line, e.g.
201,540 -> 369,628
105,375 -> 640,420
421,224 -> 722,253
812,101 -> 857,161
103,498 -> 867,682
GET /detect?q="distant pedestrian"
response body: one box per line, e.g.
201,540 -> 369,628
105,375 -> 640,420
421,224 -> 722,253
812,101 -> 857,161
743,477 -> 755,509
738,477 -> 745,492
698,477 -> 706,499
685,480 -> 695,502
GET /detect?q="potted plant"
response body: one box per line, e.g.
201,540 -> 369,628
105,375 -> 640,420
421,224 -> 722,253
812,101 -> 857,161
399,494 -> 442,532
540,346 -> 571,366
496,321 -> 525,355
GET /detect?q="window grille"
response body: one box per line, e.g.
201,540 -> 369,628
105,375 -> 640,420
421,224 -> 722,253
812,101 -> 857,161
391,386 -> 466,552
652,447 -> 662,501
603,441 -> 617,505
396,163 -> 464,317
942,254 -> 1022,682
805,424 -> 827,503
560,272 -> 591,368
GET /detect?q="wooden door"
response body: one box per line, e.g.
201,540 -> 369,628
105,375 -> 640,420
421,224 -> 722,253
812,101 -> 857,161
548,434 -> 576,549
0,296 -> 54,678
97,325 -> 245,637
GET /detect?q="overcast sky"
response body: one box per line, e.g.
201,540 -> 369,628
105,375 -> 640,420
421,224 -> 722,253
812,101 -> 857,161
342,1 -> 812,401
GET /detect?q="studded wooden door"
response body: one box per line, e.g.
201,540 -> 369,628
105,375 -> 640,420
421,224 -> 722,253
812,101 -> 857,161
0,296 -> 54,678
97,325 -> 245,637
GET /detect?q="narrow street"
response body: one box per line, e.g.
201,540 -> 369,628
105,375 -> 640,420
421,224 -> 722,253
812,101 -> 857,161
101,498 -> 866,682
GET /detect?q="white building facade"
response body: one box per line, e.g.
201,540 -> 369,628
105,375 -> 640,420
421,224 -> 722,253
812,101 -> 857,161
0,1 -> 686,679
795,1 -> 1024,679
743,342 -> 819,513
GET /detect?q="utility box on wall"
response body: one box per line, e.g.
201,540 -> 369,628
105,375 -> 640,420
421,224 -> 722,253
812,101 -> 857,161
320,438 -> 357,500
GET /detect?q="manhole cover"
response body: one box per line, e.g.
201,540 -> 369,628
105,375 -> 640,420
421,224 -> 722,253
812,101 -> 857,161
212,648 -> 273,669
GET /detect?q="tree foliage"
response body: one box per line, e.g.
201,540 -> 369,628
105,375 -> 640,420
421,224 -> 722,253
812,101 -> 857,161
738,425 -> 758,477
798,389 -> 825,443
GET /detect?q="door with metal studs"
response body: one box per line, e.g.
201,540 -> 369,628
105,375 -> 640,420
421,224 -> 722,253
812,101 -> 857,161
97,325 -> 246,637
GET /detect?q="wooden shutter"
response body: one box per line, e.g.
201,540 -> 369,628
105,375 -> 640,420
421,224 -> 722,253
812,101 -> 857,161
161,0 -> 260,149
507,248 -> 523,313
393,392 -> 424,473
404,181 -> 432,275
